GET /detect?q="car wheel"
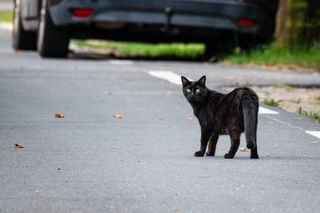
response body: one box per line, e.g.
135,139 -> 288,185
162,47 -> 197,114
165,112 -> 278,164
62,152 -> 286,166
204,42 -> 221,62
205,38 -> 235,62
37,0 -> 69,58
12,0 -> 37,50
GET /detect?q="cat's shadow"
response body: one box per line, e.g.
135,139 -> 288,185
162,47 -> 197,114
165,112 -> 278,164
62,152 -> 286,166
199,155 -> 320,161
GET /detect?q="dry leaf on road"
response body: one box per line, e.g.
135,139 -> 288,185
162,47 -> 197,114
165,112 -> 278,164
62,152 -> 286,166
113,114 -> 124,119
136,107 -> 146,112
240,147 -> 248,152
55,113 -> 64,118
14,143 -> 24,149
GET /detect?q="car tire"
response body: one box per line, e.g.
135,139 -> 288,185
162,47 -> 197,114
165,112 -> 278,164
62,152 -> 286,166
204,42 -> 221,62
37,0 -> 69,58
12,0 -> 37,50
205,38 -> 235,61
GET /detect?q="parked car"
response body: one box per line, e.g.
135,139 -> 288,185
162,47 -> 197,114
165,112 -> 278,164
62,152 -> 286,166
12,0 -> 279,58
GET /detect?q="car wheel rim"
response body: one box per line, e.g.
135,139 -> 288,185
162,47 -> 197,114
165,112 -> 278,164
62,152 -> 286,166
37,2 -> 46,51
13,0 -> 20,40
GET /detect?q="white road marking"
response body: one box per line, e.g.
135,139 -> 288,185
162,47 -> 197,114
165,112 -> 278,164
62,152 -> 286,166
0,23 -> 13,31
306,131 -> 320,139
148,70 -> 186,85
109,60 -> 134,65
264,115 -> 320,140
148,70 -> 279,115
259,107 -> 279,115
263,115 -> 306,132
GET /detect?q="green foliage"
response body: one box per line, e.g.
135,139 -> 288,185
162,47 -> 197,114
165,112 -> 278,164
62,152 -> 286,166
286,0 -> 307,44
262,98 -> 279,107
244,81 -> 252,87
315,96 -> 320,105
298,107 -> 320,122
272,84 -> 293,91
0,9 -> 13,23
226,42 -> 320,69
72,40 -> 205,59
277,0 -> 320,47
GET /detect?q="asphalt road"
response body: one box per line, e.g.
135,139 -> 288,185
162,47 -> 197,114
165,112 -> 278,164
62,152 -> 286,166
0,28 -> 320,213
0,0 -> 12,10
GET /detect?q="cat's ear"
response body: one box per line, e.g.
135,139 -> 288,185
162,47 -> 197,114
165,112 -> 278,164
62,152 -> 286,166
181,76 -> 191,87
197,75 -> 206,86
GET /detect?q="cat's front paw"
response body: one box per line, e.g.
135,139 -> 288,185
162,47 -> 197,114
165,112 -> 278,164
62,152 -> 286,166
206,151 -> 215,156
194,151 -> 205,157
224,153 -> 234,159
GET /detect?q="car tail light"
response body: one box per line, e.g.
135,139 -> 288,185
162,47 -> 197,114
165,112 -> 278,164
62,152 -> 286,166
238,19 -> 256,26
71,8 -> 94,18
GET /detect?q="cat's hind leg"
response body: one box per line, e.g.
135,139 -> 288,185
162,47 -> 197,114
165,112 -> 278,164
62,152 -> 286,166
224,130 -> 240,159
250,134 -> 259,159
206,133 -> 219,156
250,147 -> 259,159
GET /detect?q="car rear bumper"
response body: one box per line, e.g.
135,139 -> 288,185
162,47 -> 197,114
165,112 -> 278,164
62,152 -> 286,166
49,0 -> 274,38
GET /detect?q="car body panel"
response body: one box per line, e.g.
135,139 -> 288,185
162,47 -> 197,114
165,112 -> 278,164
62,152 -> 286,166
49,0 -> 270,36
17,0 -> 278,42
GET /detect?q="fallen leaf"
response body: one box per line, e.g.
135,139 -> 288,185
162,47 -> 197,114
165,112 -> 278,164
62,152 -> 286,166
240,147 -> 248,152
104,91 -> 112,95
186,116 -> 193,121
136,107 -> 146,112
55,113 -> 64,118
113,113 -> 124,119
14,143 -> 24,149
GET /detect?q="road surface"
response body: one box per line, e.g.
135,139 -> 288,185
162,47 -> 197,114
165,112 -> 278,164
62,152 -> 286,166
0,27 -> 320,213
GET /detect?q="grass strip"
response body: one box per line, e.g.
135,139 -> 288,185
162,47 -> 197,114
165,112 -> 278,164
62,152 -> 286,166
298,107 -> 320,122
225,42 -> 320,70
72,39 -> 205,59
0,9 -> 13,23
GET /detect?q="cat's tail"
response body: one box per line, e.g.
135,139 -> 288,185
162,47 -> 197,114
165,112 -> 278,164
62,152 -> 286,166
241,92 -> 259,149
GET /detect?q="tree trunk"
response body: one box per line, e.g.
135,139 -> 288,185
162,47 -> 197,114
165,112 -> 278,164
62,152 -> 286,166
275,0 -> 320,48
275,0 -> 290,47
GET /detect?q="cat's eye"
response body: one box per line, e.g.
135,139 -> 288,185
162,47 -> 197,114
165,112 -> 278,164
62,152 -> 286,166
186,89 -> 191,93
196,89 -> 201,93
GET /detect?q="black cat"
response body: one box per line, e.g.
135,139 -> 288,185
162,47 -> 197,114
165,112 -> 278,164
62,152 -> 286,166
181,75 -> 259,159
